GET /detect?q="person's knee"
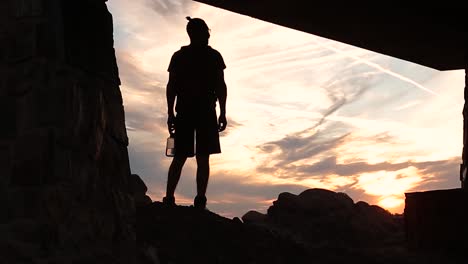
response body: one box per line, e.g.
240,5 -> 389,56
172,156 -> 187,167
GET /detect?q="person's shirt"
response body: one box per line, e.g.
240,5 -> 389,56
168,45 -> 226,114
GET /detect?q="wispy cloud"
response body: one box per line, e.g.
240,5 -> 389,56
117,51 -> 165,93
145,0 -> 196,17
316,40 -> 439,96
298,156 -> 460,179
115,51 -> 167,134
258,130 -> 351,172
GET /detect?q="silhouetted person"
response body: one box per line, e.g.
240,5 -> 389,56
163,17 -> 227,210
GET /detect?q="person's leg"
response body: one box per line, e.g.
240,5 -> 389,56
195,154 -> 210,208
164,112 -> 194,205
165,155 -> 187,203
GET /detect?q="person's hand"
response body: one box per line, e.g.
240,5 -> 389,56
167,114 -> 176,136
218,114 -> 227,132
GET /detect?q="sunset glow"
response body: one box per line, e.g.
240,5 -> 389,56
378,196 -> 404,210
108,0 -> 464,217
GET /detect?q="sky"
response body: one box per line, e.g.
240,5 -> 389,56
107,0 -> 465,218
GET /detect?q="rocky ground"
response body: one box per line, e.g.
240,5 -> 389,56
1,173 -> 466,263
136,184 -> 468,264
138,202 -> 308,264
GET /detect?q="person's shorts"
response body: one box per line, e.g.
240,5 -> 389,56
174,109 -> 221,157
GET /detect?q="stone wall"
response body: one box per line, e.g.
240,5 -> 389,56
405,189 -> 468,252
0,0 -> 135,262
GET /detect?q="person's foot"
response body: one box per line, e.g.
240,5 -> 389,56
162,196 -> 175,206
194,195 -> 207,210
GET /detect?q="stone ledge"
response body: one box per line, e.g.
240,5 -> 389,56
405,188 -> 468,251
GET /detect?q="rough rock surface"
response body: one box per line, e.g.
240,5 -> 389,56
263,189 -> 402,247
138,202 -> 309,264
136,188 -> 468,264
131,174 -> 153,207
237,188 -> 465,264
405,188 -> 468,251
1,0 -> 135,262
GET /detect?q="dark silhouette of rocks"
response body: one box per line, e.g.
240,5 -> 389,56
131,174 -> 153,207
265,189 -> 402,247
239,189 -> 467,263
239,189 -> 409,263
138,202 -> 309,264
136,188 -> 466,264
1,0 -> 135,263
405,188 -> 468,252
242,210 -> 268,224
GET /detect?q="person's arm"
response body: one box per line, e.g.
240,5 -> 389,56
166,71 -> 177,135
215,70 -> 227,132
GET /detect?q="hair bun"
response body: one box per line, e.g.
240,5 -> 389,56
186,16 -> 192,21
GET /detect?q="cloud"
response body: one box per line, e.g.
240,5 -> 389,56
316,40 -> 439,96
116,51 -> 166,93
125,109 -> 166,134
255,59 -> 381,165
299,153 -> 401,177
298,156 -> 460,179
208,175 -> 306,199
251,52 -> 423,183
115,50 -> 167,134
202,157 -> 461,217
128,141 -> 166,184
219,117 -> 242,137
258,130 -> 350,171
372,132 -> 396,144
315,67 -> 381,121
145,0 -> 196,18
413,157 -> 461,190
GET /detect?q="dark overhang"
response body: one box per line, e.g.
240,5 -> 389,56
194,0 -> 467,71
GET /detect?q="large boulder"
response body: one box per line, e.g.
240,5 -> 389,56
130,174 -> 152,207
268,189 -> 354,217
242,210 -> 267,224
250,188 -> 403,248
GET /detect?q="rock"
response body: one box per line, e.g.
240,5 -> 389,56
266,188 -> 402,248
232,216 -> 243,224
298,189 -> 354,211
140,243 -> 161,264
350,201 -> 401,245
273,192 -> 299,210
130,174 -> 152,207
242,210 -> 267,224
135,188 -> 448,264
137,202 -> 309,264
130,174 -> 148,195
1,0 -> 135,263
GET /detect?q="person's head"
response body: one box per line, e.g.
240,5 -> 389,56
186,17 -> 210,46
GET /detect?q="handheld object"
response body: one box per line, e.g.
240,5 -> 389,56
166,136 -> 175,157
